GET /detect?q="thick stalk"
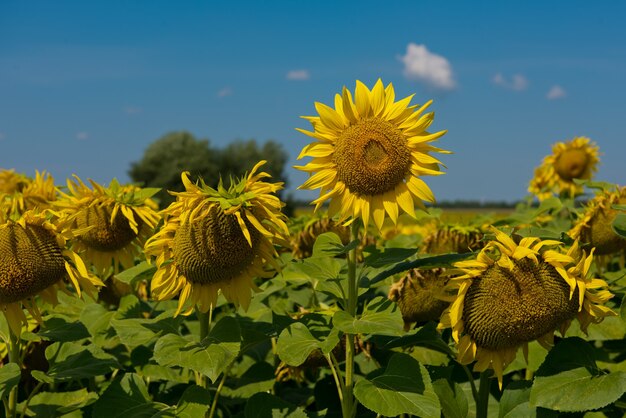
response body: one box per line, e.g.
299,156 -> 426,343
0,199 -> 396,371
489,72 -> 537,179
7,326 -> 21,418
476,371 -> 491,418
196,309 -> 212,388
342,221 -> 360,418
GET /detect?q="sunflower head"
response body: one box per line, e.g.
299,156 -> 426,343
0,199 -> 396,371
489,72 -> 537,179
570,187 -> 626,255
438,228 -> 615,388
388,268 -> 449,330
296,79 -> 449,232
422,224 -> 484,254
56,177 -> 161,276
290,214 -> 350,259
144,161 -> 289,314
529,137 -> 599,199
0,170 -> 57,218
0,210 -> 103,336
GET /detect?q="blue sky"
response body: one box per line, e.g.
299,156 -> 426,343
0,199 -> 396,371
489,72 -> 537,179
1,1 -> 625,202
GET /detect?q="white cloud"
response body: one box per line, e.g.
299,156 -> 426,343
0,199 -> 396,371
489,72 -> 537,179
76,131 -> 89,140
217,87 -> 232,98
492,73 -> 528,91
399,43 -> 455,90
286,69 -> 310,81
123,106 -> 142,115
546,85 -> 567,100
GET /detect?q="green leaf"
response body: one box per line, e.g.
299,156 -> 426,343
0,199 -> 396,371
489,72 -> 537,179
432,379 -> 468,418
377,322 -> 453,355
19,389 -> 97,417
110,318 -> 158,347
613,213 -> 626,238
114,261 -> 157,285
79,302 -> 117,348
221,362 -> 276,401
530,368 -> 626,412
364,247 -> 418,268
153,316 -> 241,383
276,321 -> 339,367
0,363 -> 21,400
173,385 -> 211,418
499,381 -> 533,418
42,342 -> 119,382
311,232 -> 345,257
92,373 -> 167,418
535,337 -> 595,376
332,297 -> 404,336
38,315 -> 90,342
353,353 -> 440,417
244,392 -> 309,418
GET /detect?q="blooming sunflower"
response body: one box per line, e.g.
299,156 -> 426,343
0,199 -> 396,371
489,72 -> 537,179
438,228 -> 615,388
144,161 -> 289,314
0,170 -> 57,217
569,186 -> 626,255
295,79 -> 449,231
0,210 -> 103,336
56,177 -> 161,276
529,137 -> 599,199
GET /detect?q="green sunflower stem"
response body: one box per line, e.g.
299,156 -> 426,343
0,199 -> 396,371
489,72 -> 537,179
342,220 -> 360,418
476,371 -> 491,418
6,325 -> 21,418
196,308 -> 212,389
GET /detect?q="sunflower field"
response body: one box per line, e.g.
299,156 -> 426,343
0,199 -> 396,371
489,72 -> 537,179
1,80 -> 626,418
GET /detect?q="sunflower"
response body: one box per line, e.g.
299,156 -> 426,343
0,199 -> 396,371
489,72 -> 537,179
55,177 -> 161,277
438,228 -> 615,388
0,170 -> 57,217
295,79 -> 449,231
144,161 -> 289,314
0,210 -> 103,336
388,268 -> 449,331
569,186 -> 626,255
422,224 -> 484,255
529,137 -> 599,199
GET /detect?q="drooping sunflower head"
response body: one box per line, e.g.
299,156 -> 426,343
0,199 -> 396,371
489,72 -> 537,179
56,177 -> 161,276
144,161 -> 289,314
290,214 -> 350,259
296,79 -> 449,232
0,170 -> 57,218
422,224 -> 484,255
438,228 -> 615,388
569,186 -> 626,255
0,210 -> 103,336
530,137 -> 599,199
388,268 -> 449,331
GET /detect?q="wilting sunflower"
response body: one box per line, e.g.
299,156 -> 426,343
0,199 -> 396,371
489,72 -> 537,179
569,186 -> 626,255
56,177 -> 161,276
529,137 -> 599,199
388,268 -> 449,331
295,79 -> 449,231
438,228 -> 614,388
144,161 -> 289,314
0,170 -> 57,217
0,210 -> 103,336
422,224 -> 484,255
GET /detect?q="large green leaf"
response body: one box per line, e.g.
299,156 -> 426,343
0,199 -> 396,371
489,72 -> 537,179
18,389 -> 97,417
153,316 -> 241,383
38,315 -> 90,342
311,232 -> 350,257
535,337 -> 595,376
36,342 -> 119,382
499,381 -> 534,418
275,321 -> 339,367
114,261 -> 157,285
353,353 -> 440,417
0,363 -> 21,400
171,385 -> 212,418
333,297 -> 404,336
613,213 -> 626,238
530,368 -> 626,412
91,373 -> 167,418
221,362 -> 276,402
375,322 -> 453,355
79,302 -> 117,347
432,379 -> 468,418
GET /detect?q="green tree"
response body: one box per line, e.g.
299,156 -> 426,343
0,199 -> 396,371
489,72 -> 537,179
128,131 -> 220,206
129,132 -> 290,208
